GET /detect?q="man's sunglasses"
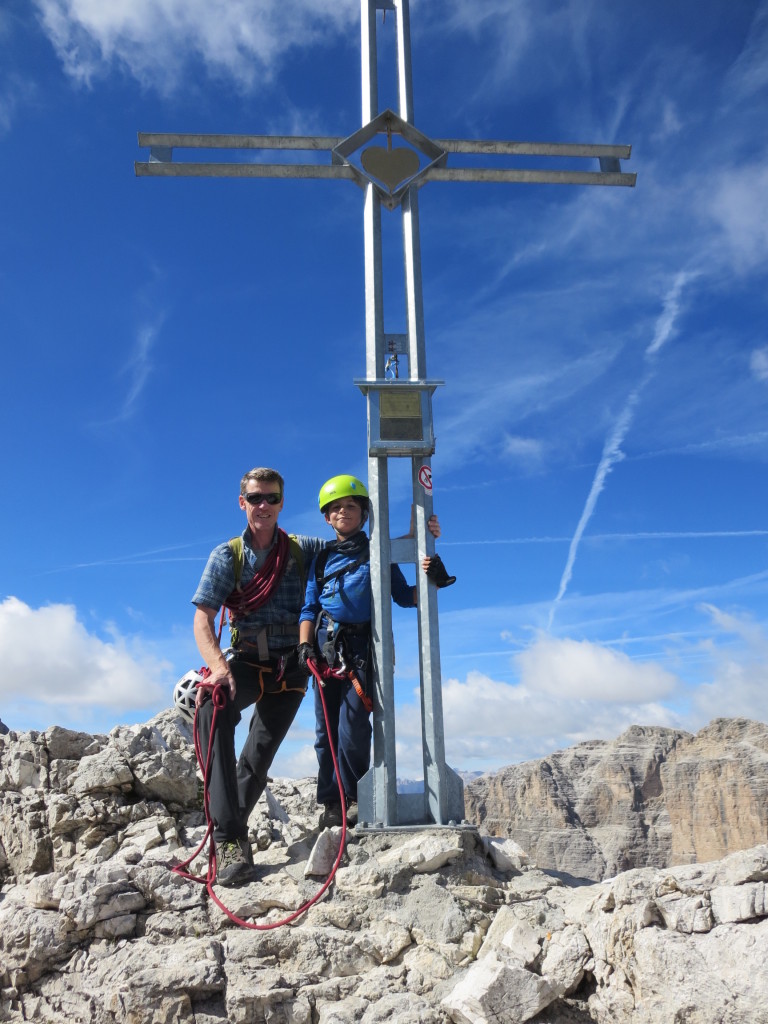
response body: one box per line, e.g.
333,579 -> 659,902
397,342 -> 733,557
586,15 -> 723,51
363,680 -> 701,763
244,492 -> 282,506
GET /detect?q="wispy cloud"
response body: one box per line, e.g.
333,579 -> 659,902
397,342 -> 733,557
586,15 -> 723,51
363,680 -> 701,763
751,347 -> 768,382
435,342 -> 617,470
548,269 -> 698,628
721,0 -> 768,103
0,70 -> 36,137
93,319 -> 163,426
120,322 -> 159,419
500,433 -> 547,468
706,163 -> 768,274
34,0 -> 358,93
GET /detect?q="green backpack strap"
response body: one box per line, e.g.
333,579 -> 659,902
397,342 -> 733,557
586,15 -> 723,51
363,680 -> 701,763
228,533 -> 305,592
228,536 -> 244,590
288,534 -> 306,593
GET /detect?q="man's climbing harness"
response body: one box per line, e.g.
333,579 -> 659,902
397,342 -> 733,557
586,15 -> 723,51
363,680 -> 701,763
170,658 -> 348,930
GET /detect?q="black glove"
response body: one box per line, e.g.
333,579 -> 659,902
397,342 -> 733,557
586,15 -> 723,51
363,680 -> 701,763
296,642 -> 316,672
425,554 -> 456,589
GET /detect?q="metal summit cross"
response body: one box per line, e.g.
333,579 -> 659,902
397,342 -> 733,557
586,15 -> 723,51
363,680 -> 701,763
136,0 -> 635,830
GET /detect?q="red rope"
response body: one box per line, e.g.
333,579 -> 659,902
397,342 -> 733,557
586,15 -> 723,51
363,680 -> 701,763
171,660 -> 348,930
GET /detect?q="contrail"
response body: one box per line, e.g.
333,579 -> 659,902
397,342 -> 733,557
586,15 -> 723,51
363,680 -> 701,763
548,270 -> 698,630
441,530 -> 768,546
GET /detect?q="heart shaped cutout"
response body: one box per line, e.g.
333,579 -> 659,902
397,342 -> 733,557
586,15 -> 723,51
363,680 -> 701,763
361,145 -> 421,191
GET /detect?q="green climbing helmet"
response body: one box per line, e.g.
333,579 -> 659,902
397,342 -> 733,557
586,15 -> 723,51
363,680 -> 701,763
318,474 -> 369,513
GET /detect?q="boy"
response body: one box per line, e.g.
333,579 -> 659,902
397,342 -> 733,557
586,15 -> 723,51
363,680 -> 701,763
297,474 -> 454,828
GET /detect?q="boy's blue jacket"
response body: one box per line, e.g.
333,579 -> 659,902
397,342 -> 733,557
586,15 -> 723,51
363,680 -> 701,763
300,534 -> 412,625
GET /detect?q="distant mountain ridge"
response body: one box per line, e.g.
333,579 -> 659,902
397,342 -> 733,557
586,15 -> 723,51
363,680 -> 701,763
396,770 -> 485,794
464,717 -> 768,882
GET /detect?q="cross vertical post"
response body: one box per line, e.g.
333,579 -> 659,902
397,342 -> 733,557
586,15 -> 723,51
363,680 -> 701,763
355,0 -> 464,828
135,0 -> 635,831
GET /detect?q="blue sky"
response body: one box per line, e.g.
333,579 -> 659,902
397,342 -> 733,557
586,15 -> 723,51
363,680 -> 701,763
2,0 -> 767,781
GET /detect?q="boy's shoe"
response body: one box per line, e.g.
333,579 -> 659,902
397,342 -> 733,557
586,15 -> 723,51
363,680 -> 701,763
319,802 -> 344,829
214,838 -> 254,887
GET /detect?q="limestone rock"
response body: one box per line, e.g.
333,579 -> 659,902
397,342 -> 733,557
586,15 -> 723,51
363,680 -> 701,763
465,718 -> 768,881
443,954 -> 557,1023
2,713 -> 767,1023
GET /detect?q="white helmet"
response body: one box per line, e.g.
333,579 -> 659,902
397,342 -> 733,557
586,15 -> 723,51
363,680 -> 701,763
173,670 -> 203,722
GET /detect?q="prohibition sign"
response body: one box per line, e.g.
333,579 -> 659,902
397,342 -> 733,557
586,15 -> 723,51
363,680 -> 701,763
418,465 -> 432,493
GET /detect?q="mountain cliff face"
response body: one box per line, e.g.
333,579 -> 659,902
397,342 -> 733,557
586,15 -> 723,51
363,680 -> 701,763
464,718 -> 768,882
1,713 -> 767,1023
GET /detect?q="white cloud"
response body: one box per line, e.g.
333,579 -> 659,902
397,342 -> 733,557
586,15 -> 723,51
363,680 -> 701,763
118,321 -> 161,421
389,650 -> 681,777
722,1 -> 768,103
706,163 -> 768,273
516,634 -> 678,702
271,742 -> 318,781
34,0 -> 358,92
692,604 -> 768,724
501,434 -> 546,466
0,72 -> 36,136
435,344 -> 615,470
751,347 -> 768,383
0,597 -> 169,724
651,99 -> 683,142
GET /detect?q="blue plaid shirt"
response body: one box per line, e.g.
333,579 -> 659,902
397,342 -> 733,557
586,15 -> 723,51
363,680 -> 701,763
192,528 -> 325,651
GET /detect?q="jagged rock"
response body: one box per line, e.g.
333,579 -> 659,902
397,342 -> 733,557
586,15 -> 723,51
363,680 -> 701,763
1,713 -> 767,1023
444,954 -> 557,1024
465,718 -> 768,881
481,835 -> 528,873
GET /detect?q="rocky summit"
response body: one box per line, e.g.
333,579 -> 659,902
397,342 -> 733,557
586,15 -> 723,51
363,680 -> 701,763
1,713 -> 767,1024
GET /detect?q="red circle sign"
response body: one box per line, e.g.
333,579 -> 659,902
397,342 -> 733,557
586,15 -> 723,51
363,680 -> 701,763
418,465 -> 432,492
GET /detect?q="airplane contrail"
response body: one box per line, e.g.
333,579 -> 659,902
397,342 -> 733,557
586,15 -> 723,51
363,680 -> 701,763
548,270 -> 698,630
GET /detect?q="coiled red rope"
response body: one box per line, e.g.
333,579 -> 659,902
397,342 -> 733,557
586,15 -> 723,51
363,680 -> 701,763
171,657 -> 347,930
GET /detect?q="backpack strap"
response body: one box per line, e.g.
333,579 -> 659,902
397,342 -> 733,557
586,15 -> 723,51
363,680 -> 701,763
313,548 -> 330,590
228,536 -> 244,589
314,547 -> 369,590
288,534 -> 306,594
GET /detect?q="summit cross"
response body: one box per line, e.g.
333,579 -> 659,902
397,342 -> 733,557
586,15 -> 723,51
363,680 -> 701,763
136,0 -> 635,829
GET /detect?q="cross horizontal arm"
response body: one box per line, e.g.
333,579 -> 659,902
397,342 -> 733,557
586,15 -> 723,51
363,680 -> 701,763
425,167 -> 636,186
137,132 -> 630,160
135,133 -> 635,187
134,161 -> 357,181
434,139 -> 631,160
137,132 -> 342,151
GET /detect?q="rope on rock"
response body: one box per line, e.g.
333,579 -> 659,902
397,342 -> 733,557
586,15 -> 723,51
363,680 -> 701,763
170,659 -> 347,930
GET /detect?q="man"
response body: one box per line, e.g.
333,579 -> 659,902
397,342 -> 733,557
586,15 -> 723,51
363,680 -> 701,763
192,467 -> 325,886
296,474 -> 453,829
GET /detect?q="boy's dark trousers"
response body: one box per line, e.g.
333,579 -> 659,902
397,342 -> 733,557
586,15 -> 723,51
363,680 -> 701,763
314,630 -> 372,805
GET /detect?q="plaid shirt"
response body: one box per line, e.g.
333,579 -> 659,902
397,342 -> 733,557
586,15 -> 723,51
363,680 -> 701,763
192,528 -> 325,651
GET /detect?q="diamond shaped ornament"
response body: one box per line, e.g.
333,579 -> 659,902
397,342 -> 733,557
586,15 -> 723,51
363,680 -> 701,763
333,109 -> 446,209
